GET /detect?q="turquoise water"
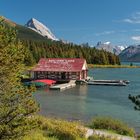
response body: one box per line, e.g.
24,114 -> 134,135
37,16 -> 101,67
34,68 -> 140,133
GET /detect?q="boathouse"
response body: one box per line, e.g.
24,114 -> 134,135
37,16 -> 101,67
31,58 -> 88,81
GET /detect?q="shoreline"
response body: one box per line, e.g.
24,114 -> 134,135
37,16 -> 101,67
88,64 -> 140,68
38,113 -> 140,135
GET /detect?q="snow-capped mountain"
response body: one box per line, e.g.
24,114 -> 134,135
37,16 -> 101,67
95,41 -> 127,55
25,18 -> 58,41
119,45 -> 140,62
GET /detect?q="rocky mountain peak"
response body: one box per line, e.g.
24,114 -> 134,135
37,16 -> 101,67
25,18 -> 58,41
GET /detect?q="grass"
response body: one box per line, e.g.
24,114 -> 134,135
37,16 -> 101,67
88,117 -> 135,137
22,116 -> 136,140
22,130 -> 58,140
88,64 -> 140,68
22,115 -> 86,140
22,116 -> 135,140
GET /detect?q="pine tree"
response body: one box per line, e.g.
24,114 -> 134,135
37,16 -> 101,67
129,94 -> 140,111
0,22 -> 39,139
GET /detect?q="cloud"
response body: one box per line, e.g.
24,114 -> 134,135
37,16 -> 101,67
132,29 -> 140,32
95,31 -> 115,36
131,36 -> 140,41
123,12 -> 140,24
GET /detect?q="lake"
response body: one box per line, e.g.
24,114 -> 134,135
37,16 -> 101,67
34,68 -> 140,133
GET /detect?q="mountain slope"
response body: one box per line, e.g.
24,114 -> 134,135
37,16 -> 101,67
0,16 -> 50,41
0,16 -> 16,27
25,18 -> 58,41
16,24 -> 49,41
95,42 -> 127,55
119,45 -> 140,62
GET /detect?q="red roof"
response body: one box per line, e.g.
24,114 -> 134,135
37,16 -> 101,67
32,58 -> 86,72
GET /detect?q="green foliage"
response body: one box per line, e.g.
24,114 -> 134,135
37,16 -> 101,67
34,116 -> 86,140
129,94 -> 140,111
22,116 -> 136,140
0,22 -> 39,139
137,135 -> 140,140
21,40 -> 120,66
130,62 -> 133,66
89,117 -> 135,137
22,130 -> 58,140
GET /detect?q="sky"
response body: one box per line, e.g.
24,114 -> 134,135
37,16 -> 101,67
1,0 -> 140,46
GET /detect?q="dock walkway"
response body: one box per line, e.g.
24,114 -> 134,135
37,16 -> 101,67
50,80 -> 76,90
87,79 -> 129,86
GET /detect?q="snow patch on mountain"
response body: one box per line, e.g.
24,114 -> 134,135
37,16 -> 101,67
117,45 -> 127,51
25,18 -> 58,41
103,41 -> 111,45
95,42 -> 127,55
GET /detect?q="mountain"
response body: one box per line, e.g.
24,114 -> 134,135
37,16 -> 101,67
119,45 -> 140,62
0,16 -> 51,41
25,18 -> 58,41
0,15 -> 121,66
95,41 -> 127,55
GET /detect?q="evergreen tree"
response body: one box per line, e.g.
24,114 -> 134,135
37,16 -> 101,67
20,38 -> 120,66
129,94 -> 140,111
0,23 -> 39,139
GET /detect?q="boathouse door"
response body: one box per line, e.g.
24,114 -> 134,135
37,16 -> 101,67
61,72 -> 66,80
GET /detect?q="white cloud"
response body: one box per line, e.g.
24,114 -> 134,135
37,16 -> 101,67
132,29 -> 140,32
123,12 -> 140,24
95,31 -> 115,36
131,36 -> 140,41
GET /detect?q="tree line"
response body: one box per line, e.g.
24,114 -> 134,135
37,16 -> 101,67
21,39 -> 120,66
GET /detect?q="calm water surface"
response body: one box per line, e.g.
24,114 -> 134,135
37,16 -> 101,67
34,68 -> 140,133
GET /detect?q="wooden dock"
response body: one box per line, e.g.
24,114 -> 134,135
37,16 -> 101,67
87,80 -> 129,86
50,80 -> 76,90
91,80 -> 130,84
88,81 -> 127,86
76,79 -> 129,86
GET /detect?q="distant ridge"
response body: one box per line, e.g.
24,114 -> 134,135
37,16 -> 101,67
119,45 -> 140,62
95,41 -> 127,55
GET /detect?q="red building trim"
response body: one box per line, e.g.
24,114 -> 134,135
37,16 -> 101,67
31,58 -> 88,80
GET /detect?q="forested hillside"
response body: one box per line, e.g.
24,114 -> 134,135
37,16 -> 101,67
22,39 -> 120,66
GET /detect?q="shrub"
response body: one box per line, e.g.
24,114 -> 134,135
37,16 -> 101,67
89,117 -> 135,137
35,116 -> 86,140
22,130 -> 58,140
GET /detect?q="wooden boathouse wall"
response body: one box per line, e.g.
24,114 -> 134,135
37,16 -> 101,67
31,58 -> 88,81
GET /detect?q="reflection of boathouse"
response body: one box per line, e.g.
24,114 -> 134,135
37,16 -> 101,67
31,58 -> 88,81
